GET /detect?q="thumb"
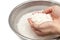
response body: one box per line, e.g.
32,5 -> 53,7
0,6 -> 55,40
39,21 -> 54,29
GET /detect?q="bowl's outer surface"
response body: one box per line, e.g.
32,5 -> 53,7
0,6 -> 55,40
9,1 -> 60,40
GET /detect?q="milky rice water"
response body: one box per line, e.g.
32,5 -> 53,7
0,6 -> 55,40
17,11 -> 59,40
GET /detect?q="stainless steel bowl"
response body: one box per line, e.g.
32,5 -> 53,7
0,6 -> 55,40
9,0 -> 60,40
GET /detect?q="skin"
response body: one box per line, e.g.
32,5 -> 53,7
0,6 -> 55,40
28,5 -> 60,36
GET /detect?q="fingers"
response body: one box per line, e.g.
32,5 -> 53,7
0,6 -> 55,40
31,27 -> 42,36
43,5 -> 60,20
28,18 -> 41,31
43,5 -> 57,14
33,22 -> 56,36
39,21 -> 54,29
43,7 -> 52,14
32,26 -> 55,36
28,18 -> 34,27
28,18 -> 39,28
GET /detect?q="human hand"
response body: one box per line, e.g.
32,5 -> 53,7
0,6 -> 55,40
28,5 -> 60,36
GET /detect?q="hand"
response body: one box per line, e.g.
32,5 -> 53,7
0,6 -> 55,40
28,5 -> 60,36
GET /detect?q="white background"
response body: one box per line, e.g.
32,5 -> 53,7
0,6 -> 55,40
0,0 -> 60,40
